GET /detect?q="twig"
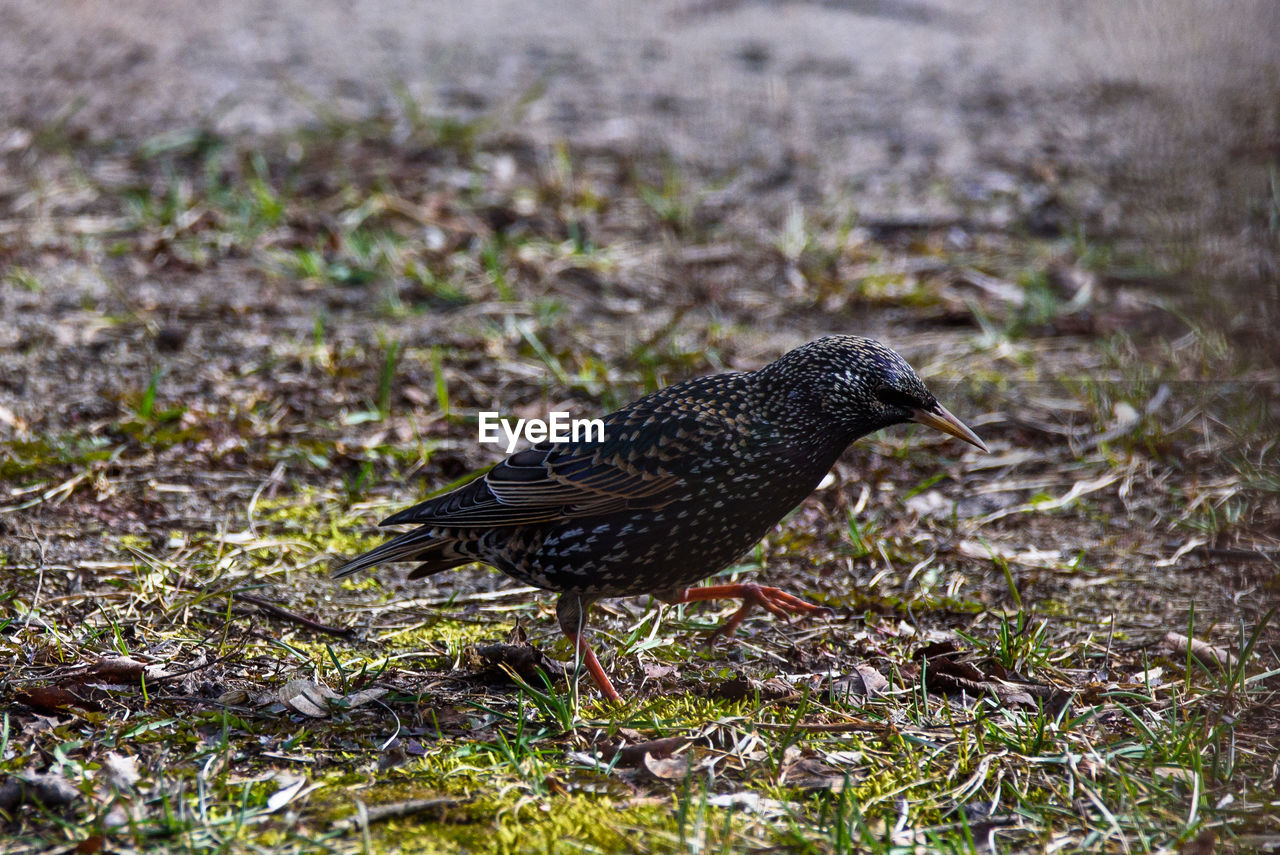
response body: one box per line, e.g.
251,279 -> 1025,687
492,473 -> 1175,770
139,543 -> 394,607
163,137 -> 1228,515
24,527 -> 47,629
1164,632 -> 1236,669
752,719 -> 895,736
337,797 -> 469,829
231,593 -> 357,639
145,648 -> 244,685
1195,546 -> 1279,564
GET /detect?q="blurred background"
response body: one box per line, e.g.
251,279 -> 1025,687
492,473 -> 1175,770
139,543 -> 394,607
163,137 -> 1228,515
3,0 -> 1277,294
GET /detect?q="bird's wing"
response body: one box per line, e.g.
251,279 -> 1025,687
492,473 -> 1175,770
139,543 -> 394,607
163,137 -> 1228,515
380,379 -> 747,529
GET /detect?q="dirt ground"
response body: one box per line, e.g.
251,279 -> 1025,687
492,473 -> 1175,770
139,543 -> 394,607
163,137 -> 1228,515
1,2 -> 1278,853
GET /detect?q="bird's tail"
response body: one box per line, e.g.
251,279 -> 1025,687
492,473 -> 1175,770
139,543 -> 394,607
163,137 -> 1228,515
333,528 -> 474,580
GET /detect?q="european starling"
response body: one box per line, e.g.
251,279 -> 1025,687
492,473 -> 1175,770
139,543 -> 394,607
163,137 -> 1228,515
335,336 -> 987,703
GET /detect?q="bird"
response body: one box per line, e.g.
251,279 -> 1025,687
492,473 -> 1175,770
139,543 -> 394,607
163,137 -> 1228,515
335,336 -> 988,703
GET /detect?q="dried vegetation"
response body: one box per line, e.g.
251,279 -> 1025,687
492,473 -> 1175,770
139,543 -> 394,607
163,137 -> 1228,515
0,102 -> 1277,853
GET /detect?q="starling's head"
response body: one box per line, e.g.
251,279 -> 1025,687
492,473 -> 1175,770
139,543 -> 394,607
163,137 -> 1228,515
759,336 -> 988,451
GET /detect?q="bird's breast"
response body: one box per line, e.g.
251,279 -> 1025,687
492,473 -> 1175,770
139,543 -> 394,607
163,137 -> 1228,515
498,435 -> 847,596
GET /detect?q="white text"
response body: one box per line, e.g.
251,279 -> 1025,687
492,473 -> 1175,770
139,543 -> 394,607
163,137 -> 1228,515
478,412 -> 605,452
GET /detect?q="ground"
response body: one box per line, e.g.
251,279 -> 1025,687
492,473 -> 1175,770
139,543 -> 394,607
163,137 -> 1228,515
1,2 -> 1279,853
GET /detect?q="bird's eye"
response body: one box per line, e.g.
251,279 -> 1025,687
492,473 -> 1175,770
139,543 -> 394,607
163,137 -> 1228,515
874,386 -> 920,410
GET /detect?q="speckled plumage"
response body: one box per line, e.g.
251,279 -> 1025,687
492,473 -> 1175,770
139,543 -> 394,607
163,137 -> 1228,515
336,336 -> 987,702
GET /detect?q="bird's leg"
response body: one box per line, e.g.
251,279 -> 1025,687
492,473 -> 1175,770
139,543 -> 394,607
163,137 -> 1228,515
661,583 -> 832,640
555,594 -> 622,705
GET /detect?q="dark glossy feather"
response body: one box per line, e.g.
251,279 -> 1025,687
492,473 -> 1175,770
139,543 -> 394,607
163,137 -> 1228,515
335,336 -> 979,598
374,383 -> 750,530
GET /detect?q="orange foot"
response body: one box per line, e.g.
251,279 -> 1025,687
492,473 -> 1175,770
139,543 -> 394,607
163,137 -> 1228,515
662,583 -> 833,640
557,594 -> 623,704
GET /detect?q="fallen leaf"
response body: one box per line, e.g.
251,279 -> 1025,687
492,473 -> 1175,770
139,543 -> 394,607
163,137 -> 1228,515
81,657 -> 171,684
957,539 -> 1065,569
15,686 -> 100,714
1129,666 -> 1164,685
643,752 -> 690,780
401,386 -> 432,407
102,804 -> 133,830
217,688 -> 249,705
1164,632 -> 1235,669
378,741 -> 408,771
1154,765 -> 1198,783
1180,829 -> 1216,855
641,663 -> 677,680
705,674 -> 794,702
780,756 -> 847,791
602,736 -> 692,767
0,771 -> 81,811
705,792 -> 762,809
824,665 -> 889,703
278,679 -> 339,718
906,490 -> 951,518
913,643 -> 1055,707
338,687 -> 389,709
470,642 -> 567,684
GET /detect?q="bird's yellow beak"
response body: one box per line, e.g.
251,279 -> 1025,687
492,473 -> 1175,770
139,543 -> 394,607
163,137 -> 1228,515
911,403 -> 989,453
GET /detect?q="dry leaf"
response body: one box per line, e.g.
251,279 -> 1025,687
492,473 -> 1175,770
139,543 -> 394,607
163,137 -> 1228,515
1164,632 -> 1235,669
1154,765 -> 1198,783
957,539 -> 1065,569
1129,666 -> 1164,685
643,752 -> 690,780
825,665 -> 889,703
338,687 -> 389,709
278,679 -> 339,718
906,490 -> 951,518
1180,829 -> 1216,855
82,657 -> 171,684
74,835 -> 103,854
781,757 -> 847,791
401,386 -> 432,407
0,772 -> 81,811
471,642 -> 567,683
707,674 -> 794,702
641,663 -> 677,680
217,688 -> 249,705
15,686 -> 98,714
914,643 -> 1054,707
601,736 -> 692,767
379,741 -> 408,772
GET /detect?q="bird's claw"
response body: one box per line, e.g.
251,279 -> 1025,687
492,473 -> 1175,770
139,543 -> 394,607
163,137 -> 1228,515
705,583 -> 831,642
